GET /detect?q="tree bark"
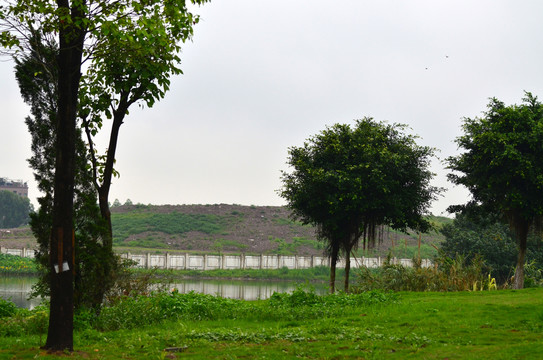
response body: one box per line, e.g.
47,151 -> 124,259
92,101 -> 129,306
98,106 -> 126,245
329,244 -> 339,294
344,252 -> 351,293
44,1 -> 86,351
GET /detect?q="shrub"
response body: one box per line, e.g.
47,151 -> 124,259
524,260 -> 543,288
0,253 -> 37,275
0,303 -> 48,337
93,287 -> 397,331
353,253 -> 495,292
0,297 -> 17,318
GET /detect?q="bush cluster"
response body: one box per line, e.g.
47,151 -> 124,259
0,287 -> 397,337
353,254 -> 496,292
0,254 -> 37,275
0,302 -> 48,337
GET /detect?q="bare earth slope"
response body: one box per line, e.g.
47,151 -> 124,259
1,204 -> 450,257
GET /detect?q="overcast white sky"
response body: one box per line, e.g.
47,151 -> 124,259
2,0 -> 543,216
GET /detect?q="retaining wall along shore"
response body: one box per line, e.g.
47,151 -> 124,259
1,246 -> 432,270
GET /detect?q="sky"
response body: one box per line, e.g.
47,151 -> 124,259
2,0 -> 543,217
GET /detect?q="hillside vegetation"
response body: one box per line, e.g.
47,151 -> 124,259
110,204 -> 451,258
0,204 -> 451,258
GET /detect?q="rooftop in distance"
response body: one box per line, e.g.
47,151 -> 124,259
0,177 -> 28,197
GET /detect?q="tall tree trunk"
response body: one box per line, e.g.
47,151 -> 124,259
344,251 -> 351,293
44,1 -> 86,351
513,223 -> 529,289
329,244 -> 339,294
93,103 -> 128,305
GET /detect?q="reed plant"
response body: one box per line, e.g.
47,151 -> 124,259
353,253 -> 496,292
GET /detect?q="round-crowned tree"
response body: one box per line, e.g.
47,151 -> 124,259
280,118 -> 440,292
447,92 -> 543,289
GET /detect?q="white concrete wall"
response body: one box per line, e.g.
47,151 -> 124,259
0,247 -> 35,258
118,252 -> 432,270
2,247 -> 433,270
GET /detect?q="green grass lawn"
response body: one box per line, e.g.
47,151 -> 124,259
1,288 -> 542,359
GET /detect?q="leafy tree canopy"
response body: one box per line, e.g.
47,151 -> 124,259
447,92 -> 543,288
281,118 -> 439,247
1,0 -> 209,350
447,93 -> 543,220
280,118 -> 440,291
0,190 -> 32,228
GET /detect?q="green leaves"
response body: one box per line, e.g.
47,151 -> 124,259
280,118 -> 439,254
447,93 -> 543,219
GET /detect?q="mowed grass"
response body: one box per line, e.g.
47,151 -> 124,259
1,288 -> 542,359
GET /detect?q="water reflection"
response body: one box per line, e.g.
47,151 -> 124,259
171,280 -> 327,301
0,276 -> 42,309
1,276 -> 327,308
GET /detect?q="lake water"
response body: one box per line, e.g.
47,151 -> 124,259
0,276 -> 327,309
0,276 -> 42,309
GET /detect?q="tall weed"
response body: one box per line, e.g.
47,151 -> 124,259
354,254 -> 495,292
0,297 -> 17,318
0,302 -> 48,337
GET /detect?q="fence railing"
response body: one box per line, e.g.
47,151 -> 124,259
119,253 -> 432,270
0,247 -> 432,270
0,247 -> 35,258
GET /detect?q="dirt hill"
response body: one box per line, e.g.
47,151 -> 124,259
110,204 -> 450,258
1,204 -> 451,258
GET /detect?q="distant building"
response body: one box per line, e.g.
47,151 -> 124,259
0,177 -> 28,198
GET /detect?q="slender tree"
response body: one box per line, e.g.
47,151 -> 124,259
1,0 -> 208,351
280,119 -> 439,292
447,92 -> 543,289
79,1 -> 207,305
15,32 -> 113,311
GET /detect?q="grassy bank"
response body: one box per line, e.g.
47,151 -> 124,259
1,288 -> 542,359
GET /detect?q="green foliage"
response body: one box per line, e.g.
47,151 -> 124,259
441,210 -> 543,287
143,265 -> 338,283
0,254 -> 37,275
428,215 -> 454,229
69,288 -> 398,332
447,93 -> 543,288
212,239 -> 248,251
439,212 -> 528,284
268,237 -> 324,255
280,118 -> 440,291
524,260 -> 543,288
14,32 -> 117,311
2,0 -> 210,349
112,211 -> 229,244
0,190 -> 32,228
447,93 -> 543,221
268,286 -> 396,309
270,237 -> 295,255
0,302 -> 48,337
354,254 -> 495,292
3,290 -> 543,359
281,118 -> 439,246
383,243 -> 438,259
271,217 -> 303,226
0,298 -> 17,318
105,263 -> 169,301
